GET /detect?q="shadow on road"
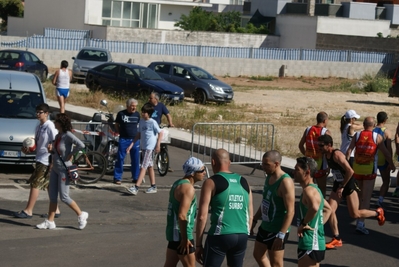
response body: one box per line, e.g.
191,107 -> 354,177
347,100 -> 399,107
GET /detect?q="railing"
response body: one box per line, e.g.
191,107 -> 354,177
190,123 -> 275,174
0,28 -> 394,64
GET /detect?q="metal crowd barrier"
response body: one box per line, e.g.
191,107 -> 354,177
190,123 -> 275,174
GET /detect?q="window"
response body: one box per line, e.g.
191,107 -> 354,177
154,64 -> 171,75
102,1 -> 158,29
30,53 -> 40,63
119,66 -> 135,79
24,53 -> 31,62
100,64 -> 119,76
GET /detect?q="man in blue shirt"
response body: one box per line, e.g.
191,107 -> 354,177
114,98 -> 140,184
149,92 -> 174,127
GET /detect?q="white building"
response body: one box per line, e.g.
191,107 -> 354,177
7,0 -> 215,37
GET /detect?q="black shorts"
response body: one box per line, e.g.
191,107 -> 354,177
297,249 -> 325,263
204,234 -> 248,267
332,177 -> 359,198
167,240 -> 195,255
255,226 -> 289,250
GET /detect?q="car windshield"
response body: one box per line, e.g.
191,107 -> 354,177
77,49 -> 108,62
0,51 -> 20,61
0,90 -> 44,119
187,67 -> 216,80
132,67 -> 163,80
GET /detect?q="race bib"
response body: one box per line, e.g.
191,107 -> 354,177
261,199 -> 270,222
331,169 -> 344,182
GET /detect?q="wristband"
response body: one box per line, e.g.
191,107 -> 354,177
300,219 -> 307,226
276,231 -> 285,240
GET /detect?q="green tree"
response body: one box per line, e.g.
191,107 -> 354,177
0,0 -> 23,28
175,8 -> 267,34
174,7 -> 213,31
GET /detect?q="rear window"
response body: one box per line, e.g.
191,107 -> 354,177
0,52 -> 21,60
77,49 -> 109,62
0,90 -> 44,119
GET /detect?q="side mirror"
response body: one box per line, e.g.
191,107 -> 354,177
185,75 -> 190,80
100,99 -> 108,107
72,57 -> 76,60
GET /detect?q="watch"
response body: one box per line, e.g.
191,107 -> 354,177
301,219 -> 307,226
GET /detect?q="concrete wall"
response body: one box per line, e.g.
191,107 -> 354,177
316,16 -> 391,37
7,0 -> 86,37
275,15 -> 318,49
105,27 -> 279,47
316,33 -> 399,60
342,2 -> 376,20
18,48 -> 392,79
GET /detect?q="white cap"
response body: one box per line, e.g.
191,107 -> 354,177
344,110 -> 360,119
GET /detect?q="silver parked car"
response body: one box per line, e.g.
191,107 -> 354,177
0,70 -> 46,164
148,61 -> 234,104
72,47 -> 112,82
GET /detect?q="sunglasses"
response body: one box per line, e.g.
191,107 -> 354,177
195,169 -> 206,173
36,111 -> 45,115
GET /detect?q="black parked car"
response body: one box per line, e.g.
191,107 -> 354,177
0,49 -> 48,82
85,63 -> 184,102
148,61 -> 234,104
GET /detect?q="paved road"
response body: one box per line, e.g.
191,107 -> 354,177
0,146 -> 398,267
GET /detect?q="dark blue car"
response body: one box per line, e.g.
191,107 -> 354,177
85,63 -> 184,102
0,49 -> 48,82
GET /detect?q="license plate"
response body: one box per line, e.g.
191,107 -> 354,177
0,64 -> 9,68
1,150 -> 20,157
173,97 -> 179,101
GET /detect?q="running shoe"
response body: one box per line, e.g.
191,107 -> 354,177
376,207 -> 385,226
126,186 -> 138,195
356,224 -> 369,235
78,211 -> 89,230
36,219 -> 56,230
392,188 -> 399,197
145,186 -> 157,194
326,237 -> 343,249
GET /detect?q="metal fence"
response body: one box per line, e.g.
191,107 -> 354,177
0,28 -> 394,64
190,123 -> 275,172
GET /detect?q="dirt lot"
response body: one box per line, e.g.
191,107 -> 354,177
67,76 -> 399,158
216,76 -> 399,157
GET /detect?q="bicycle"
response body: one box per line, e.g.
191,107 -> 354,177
73,146 -> 107,184
155,125 -> 170,177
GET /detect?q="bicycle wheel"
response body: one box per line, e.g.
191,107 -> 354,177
156,149 -> 169,176
76,151 -> 107,184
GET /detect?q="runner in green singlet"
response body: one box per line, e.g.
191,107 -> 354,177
195,149 -> 253,267
164,157 -> 206,267
251,150 -> 295,267
294,157 -> 332,267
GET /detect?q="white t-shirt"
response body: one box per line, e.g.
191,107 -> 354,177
138,118 -> 161,150
35,120 -> 57,165
56,69 -> 70,89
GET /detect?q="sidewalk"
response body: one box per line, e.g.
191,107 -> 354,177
48,100 -> 397,188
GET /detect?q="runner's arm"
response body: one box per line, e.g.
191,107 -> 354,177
176,184 -> 195,254
377,135 -> 395,171
298,130 -> 307,155
279,178 -> 295,234
334,150 -> 354,188
346,135 -> 357,160
52,70 -> 59,86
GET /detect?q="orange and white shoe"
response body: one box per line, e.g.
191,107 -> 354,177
376,207 -> 385,226
326,237 -> 343,249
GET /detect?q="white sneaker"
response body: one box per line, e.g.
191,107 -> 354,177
36,219 -> 56,230
78,211 -> 89,230
126,186 -> 138,195
145,186 -> 157,194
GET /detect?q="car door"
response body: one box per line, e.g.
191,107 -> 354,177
171,65 -> 197,96
97,64 -> 119,92
117,66 -> 140,95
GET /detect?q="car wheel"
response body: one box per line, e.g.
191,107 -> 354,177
194,90 -> 207,104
